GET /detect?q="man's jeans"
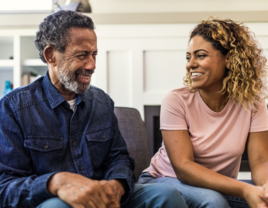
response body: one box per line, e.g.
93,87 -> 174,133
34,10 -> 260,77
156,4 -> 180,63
138,172 -> 250,208
37,183 -> 188,208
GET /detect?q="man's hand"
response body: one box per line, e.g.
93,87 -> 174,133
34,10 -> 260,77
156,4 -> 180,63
99,180 -> 125,208
48,172 -> 110,208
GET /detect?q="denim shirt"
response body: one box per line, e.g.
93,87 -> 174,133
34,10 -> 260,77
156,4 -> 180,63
0,72 -> 135,208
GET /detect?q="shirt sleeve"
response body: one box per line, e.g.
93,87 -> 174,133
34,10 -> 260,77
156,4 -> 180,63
250,100 -> 268,132
0,97 -> 55,208
160,91 -> 188,130
102,100 -> 135,205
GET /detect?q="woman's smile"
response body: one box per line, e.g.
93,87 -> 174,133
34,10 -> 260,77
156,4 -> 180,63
191,72 -> 205,80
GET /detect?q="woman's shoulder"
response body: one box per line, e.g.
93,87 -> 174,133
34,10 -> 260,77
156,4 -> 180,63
163,86 -> 196,104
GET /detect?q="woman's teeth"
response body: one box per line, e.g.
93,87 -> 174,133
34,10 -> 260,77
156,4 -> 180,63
192,72 -> 203,77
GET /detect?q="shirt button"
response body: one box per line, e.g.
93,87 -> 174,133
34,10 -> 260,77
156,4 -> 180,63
44,144 -> 48,149
72,141 -> 76,146
102,135 -> 105,139
79,166 -> 82,170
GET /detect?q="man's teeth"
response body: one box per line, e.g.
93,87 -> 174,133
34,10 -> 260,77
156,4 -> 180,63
192,73 -> 203,77
78,74 -> 89,79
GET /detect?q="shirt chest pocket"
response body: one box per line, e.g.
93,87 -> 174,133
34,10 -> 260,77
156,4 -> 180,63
85,127 -> 113,143
23,137 -> 64,174
24,137 -> 64,152
85,127 -> 113,167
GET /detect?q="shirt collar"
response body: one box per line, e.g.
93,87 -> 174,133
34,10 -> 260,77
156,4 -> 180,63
43,71 -> 86,109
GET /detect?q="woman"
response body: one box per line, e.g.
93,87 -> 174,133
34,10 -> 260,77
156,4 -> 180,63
138,18 -> 268,208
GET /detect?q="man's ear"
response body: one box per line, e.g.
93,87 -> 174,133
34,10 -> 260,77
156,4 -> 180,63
43,46 -> 57,66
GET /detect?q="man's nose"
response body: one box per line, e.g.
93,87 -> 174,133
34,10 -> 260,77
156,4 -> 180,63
84,56 -> 96,70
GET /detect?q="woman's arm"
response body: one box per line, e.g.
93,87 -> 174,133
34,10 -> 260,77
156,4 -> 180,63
248,131 -> 268,185
162,130 -> 268,207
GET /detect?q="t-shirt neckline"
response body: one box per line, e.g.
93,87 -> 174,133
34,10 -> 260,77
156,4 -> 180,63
196,89 -> 231,116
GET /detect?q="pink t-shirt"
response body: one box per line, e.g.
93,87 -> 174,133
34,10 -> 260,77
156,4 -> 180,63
144,86 -> 268,179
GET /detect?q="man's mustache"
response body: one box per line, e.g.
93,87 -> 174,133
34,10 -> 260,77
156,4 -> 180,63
76,68 -> 94,75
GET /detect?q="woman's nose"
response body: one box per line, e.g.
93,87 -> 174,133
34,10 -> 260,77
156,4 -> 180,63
187,57 -> 198,70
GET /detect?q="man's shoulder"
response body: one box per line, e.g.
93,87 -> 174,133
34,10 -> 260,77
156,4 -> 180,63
85,85 -> 113,104
3,77 -> 46,110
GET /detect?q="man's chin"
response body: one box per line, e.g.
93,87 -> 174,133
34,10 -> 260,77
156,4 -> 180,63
75,83 -> 90,94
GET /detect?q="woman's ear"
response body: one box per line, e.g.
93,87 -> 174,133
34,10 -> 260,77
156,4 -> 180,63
225,53 -> 231,69
43,46 -> 57,66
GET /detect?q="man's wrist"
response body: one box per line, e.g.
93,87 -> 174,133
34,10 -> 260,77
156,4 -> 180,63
47,172 -> 65,196
109,179 -> 125,196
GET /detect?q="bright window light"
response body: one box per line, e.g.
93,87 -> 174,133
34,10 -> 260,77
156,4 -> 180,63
0,0 -> 52,13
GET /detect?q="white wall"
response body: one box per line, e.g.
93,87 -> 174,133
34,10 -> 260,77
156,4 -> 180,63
92,23 -> 268,119
90,0 -> 268,13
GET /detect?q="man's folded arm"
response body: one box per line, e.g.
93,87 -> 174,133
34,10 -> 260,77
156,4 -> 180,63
0,97 -> 55,208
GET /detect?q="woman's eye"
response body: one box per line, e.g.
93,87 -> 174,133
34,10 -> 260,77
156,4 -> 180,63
186,56 -> 191,61
197,54 -> 207,58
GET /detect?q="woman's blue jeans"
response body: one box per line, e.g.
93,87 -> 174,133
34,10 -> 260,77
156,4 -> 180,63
138,172 -> 251,208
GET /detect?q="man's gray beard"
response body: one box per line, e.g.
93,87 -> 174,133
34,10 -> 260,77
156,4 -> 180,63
57,67 -> 91,94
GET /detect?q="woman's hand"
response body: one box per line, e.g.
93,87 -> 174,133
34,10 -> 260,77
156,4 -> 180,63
262,181 -> 268,203
243,185 -> 268,208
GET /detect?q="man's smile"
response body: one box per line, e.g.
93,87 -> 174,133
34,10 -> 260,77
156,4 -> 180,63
77,73 -> 91,83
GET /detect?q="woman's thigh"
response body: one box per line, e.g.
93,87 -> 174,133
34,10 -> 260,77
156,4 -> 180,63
122,183 -> 188,208
138,173 -> 249,208
138,173 -> 229,208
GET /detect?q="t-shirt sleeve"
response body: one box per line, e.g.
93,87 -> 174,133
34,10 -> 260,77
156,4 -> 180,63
250,100 -> 268,132
160,91 -> 188,130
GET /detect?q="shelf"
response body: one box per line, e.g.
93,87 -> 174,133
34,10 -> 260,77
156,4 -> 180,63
0,59 -> 14,70
23,59 -> 46,66
0,59 -> 14,66
22,59 -> 47,75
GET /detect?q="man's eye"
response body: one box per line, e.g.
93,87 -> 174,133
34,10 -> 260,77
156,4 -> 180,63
77,55 -> 86,60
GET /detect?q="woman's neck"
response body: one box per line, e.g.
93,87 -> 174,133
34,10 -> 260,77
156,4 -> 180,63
199,89 -> 229,112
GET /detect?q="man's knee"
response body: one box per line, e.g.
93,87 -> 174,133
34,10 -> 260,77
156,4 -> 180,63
36,197 -> 71,208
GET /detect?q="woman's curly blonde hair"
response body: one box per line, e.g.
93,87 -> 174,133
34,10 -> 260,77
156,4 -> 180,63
183,17 -> 268,110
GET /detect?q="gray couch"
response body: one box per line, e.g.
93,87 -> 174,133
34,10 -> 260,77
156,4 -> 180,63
114,107 -> 151,181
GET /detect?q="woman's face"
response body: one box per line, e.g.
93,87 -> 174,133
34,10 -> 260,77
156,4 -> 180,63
186,35 -> 227,91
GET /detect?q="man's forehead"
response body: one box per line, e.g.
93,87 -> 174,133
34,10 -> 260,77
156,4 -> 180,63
68,27 -> 97,44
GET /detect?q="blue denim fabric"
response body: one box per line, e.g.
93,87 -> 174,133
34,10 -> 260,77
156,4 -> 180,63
37,184 -> 188,208
138,172 -> 250,208
0,72 -> 135,208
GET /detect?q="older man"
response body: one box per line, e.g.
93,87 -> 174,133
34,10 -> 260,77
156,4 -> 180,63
0,11 -> 188,208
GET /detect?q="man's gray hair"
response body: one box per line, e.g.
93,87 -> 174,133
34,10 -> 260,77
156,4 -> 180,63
35,10 -> 95,63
